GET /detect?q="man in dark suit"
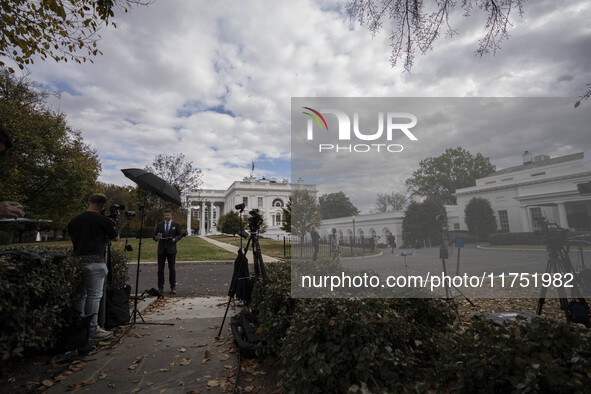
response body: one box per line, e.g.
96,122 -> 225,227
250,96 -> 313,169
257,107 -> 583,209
153,209 -> 183,295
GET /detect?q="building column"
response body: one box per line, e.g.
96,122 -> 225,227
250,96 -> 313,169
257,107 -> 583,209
199,201 -> 205,235
557,202 -> 569,229
187,207 -> 192,236
209,202 -> 214,234
520,206 -> 531,232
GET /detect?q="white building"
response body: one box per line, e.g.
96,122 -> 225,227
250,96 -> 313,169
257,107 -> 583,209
454,151 -> 591,232
316,212 -> 404,245
314,152 -> 591,244
186,176 -> 317,238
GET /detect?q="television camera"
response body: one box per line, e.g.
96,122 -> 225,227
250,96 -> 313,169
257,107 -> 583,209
234,204 -> 264,237
104,204 -> 136,227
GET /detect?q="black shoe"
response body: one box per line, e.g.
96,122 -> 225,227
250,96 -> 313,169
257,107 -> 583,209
171,287 -> 176,295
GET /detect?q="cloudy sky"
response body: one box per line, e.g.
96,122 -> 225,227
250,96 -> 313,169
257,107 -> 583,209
14,0 -> 591,212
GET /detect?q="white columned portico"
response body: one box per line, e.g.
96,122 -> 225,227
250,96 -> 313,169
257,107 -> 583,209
207,201 -> 214,233
199,201 -> 205,235
520,206 -> 531,232
186,207 -> 192,235
556,202 -> 568,229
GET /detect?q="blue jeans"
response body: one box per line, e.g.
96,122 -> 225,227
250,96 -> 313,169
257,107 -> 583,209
76,261 -> 108,332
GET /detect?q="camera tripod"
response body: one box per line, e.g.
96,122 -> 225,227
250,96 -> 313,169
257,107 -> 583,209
217,213 -> 268,338
536,239 -> 590,326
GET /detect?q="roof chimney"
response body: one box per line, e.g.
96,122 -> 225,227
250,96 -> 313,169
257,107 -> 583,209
522,151 -> 534,164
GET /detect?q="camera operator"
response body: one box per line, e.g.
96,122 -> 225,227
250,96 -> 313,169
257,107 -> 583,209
0,125 -> 25,219
68,194 -> 119,341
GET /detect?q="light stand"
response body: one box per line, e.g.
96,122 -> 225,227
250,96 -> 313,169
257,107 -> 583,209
439,231 -> 474,320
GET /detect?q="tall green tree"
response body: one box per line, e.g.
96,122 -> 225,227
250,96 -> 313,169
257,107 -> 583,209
281,189 -> 321,238
402,199 -> 446,247
464,197 -> 497,240
318,191 -> 359,219
99,182 -> 143,234
217,210 -> 244,236
0,68 -> 101,232
0,0 -> 152,71
405,147 -> 496,205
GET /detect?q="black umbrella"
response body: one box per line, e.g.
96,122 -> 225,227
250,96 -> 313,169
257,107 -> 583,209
121,168 -> 182,206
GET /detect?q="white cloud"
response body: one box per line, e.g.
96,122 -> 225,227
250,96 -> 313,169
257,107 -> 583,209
14,0 -> 591,208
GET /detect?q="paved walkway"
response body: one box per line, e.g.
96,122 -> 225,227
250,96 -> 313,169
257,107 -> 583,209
47,296 -> 240,393
198,235 -> 280,263
42,236 -> 281,393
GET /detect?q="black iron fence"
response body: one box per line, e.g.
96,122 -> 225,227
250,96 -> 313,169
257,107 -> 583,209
283,236 -> 384,259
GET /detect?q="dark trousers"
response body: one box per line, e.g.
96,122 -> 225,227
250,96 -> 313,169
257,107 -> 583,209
157,251 -> 176,289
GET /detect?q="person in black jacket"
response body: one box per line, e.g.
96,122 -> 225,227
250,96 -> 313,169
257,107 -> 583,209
153,209 -> 183,294
387,233 -> 397,254
68,194 -> 119,340
310,226 -> 320,261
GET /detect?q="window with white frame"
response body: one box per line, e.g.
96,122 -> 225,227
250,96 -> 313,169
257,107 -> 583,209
498,210 -> 509,232
530,207 -> 543,229
258,197 -> 263,207
272,198 -> 284,207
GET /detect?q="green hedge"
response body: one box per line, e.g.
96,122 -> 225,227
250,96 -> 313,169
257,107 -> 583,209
488,232 -> 544,245
0,250 -> 79,361
0,230 -> 10,245
252,261 -> 455,393
0,244 -> 129,362
431,317 -> 591,392
448,231 -> 480,244
252,262 -> 591,392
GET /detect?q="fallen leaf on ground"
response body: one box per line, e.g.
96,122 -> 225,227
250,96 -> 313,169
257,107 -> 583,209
69,361 -> 86,372
41,379 -> 54,387
180,358 -> 192,366
202,349 -> 211,364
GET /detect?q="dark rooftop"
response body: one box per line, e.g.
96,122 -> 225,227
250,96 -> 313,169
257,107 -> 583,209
483,152 -> 584,178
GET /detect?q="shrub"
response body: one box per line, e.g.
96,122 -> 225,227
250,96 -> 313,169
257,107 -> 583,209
251,261 -> 294,358
488,232 -> 544,245
0,230 -> 10,245
431,317 -> 591,392
0,243 -> 129,362
464,197 -> 497,240
0,251 -> 80,361
447,231 -> 479,244
252,261 -> 456,393
280,298 -> 418,393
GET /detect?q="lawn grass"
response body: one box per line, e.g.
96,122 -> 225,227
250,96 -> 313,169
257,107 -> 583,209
13,238 -> 237,262
208,235 -> 288,259
484,244 -> 591,251
209,235 -> 381,259
124,236 -> 237,262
